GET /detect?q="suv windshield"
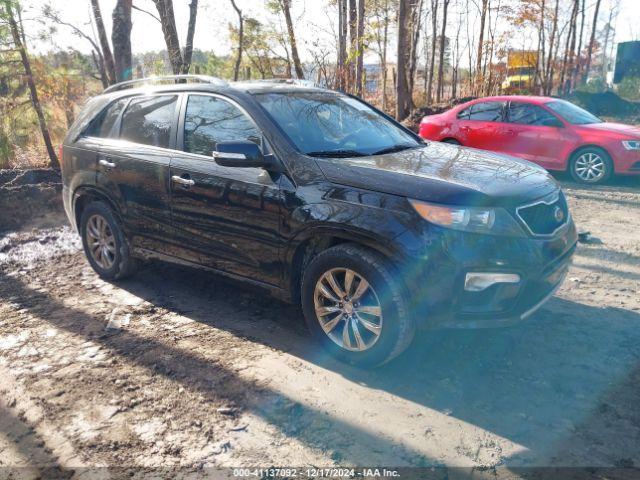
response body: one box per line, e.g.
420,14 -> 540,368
253,91 -> 421,157
545,100 -> 602,125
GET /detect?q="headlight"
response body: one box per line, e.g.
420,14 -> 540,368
409,199 -> 526,237
622,140 -> 640,150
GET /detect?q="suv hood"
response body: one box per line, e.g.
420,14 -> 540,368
316,143 -> 559,207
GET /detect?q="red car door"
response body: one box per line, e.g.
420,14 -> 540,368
499,102 -> 572,170
455,101 -> 507,151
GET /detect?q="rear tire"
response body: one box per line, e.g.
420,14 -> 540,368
569,147 -> 613,185
301,244 -> 415,367
80,201 -> 138,280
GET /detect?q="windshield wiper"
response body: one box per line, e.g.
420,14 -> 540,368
372,144 -> 419,155
306,149 -> 370,158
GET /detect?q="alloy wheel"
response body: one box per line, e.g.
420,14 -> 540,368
86,214 -> 116,270
313,268 -> 383,352
574,152 -> 605,182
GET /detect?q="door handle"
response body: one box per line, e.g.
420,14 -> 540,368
171,175 -> 195,187
99,158 -> 116,169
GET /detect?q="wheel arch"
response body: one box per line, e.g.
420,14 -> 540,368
567,144 -> 614,173
72,186 -> 122,231
286,227 -> 404,305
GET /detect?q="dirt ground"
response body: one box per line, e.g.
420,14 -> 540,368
0,174 -> 639,478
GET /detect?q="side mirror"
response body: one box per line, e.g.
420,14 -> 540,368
213,141 -> 265,168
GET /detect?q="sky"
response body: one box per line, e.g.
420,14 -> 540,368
23,0 -> 640,68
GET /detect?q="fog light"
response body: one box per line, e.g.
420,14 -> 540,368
464,272 -> 521,292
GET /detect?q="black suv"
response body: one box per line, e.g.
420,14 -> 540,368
62,76 -> 577,366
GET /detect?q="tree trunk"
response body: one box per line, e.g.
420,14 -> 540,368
427,0 -> 438,104
230,0 -> 243,81
90,0 -> 117,84
407,0 -> 423,97
355,0 -> 365,96
544,0 -> 560,94
280,0 -> 304,79
337,0 -> 347,91
535,0 -> 546,93
582,0 -> 601,84
436,0 -> 449,102
380,0 -> 389,110
112,0 -> 133,81
181,0 -> 198,74
152,0 -> 183,74
4,0 -> 58,168
396,0 -> 411,120
475,0 -> 488,95
574,0 -> 585,82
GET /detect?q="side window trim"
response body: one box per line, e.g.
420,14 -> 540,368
177,92 -> 265,158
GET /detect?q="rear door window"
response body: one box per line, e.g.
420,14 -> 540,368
120,95 -> 178,148
507,102 -> 561,126
467,102 -> 505,122
183,94 -> 260,156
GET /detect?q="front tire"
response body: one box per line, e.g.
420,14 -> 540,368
80,201 -> 138,280
569,147 -> 613,185
301,244 -> 415,367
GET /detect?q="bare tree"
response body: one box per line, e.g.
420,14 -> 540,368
371,0 -> 392,109
337,0 -> 348,90
112,0 -> 133,81
151,0 -> 199,74
90,0 -> 116,84
583,0 -> 602,84
396,0 -> 411,120
427,0 -> 438,103
230,0 -> 244,81
435,0 -> 450,102
277,0 -> 304,79
3,0 -> 58,167
355,0 -> 365,96
475,0 -> 488,94
182,0 -> 198,74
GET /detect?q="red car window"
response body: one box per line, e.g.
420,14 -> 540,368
465,102 -> 505,122
508,102 -> 562,127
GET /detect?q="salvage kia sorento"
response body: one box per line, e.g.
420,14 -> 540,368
61,76 -> 577,366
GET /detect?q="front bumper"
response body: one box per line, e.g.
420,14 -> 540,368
399,218 -> 577,330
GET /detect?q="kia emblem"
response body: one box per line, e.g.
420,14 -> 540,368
554,206 -> 564,222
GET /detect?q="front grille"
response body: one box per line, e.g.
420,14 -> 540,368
516,191 -> 569,236
630,161 -> 640,171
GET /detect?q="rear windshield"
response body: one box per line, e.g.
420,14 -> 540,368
253,92 -> 420,157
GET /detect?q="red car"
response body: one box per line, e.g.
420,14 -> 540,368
419,95 -> 640,184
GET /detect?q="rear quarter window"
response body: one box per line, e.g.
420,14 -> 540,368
83,98 -> 130,139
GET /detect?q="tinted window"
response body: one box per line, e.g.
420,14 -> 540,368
184,95 -> 260,156
85,98 -> 129,138
457,107 -> 472,120
254,92 -> 419,156
546,100 -> 601,125
508,103 -> 561,126
120,95 -> 177,148
468,102 -> 504,121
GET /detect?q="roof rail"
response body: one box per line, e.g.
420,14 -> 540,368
103,75 -> 228,94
